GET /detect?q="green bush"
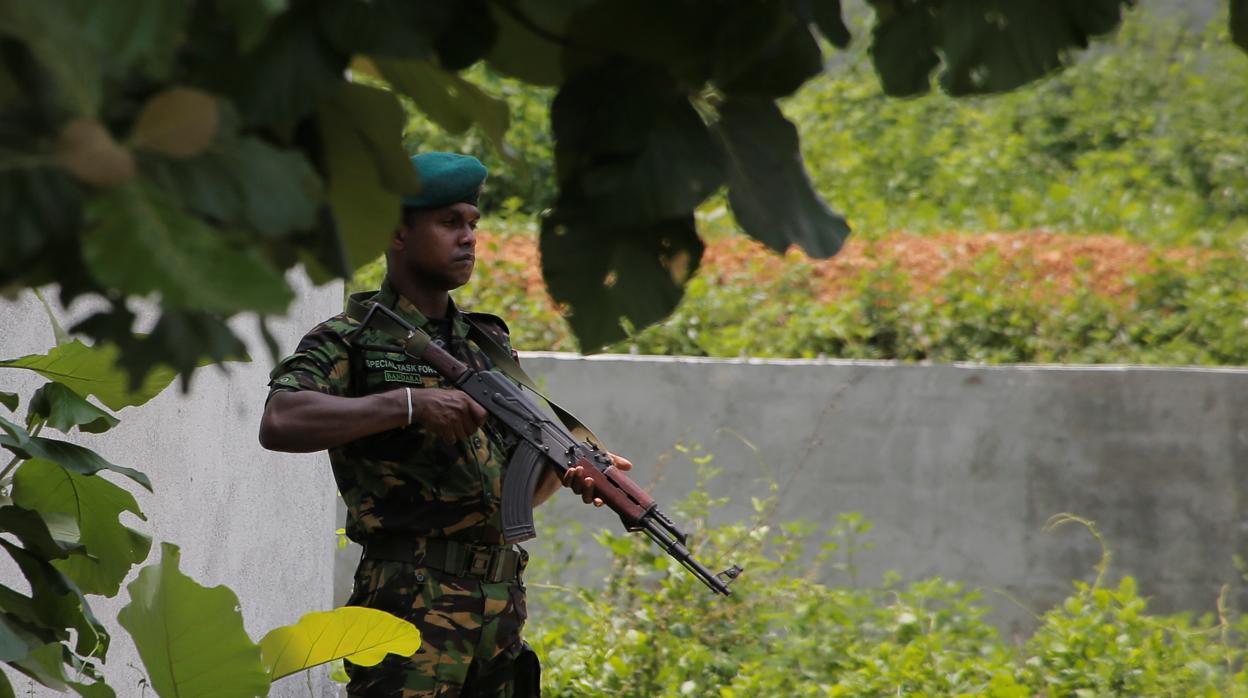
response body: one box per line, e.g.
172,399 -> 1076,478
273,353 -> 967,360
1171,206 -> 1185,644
526,451 -> 1248,697
354,235 -> 1248,365
620,250 -> 1248,366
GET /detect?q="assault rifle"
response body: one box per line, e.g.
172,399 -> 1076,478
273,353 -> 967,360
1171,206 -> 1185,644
350,299 -> 742,595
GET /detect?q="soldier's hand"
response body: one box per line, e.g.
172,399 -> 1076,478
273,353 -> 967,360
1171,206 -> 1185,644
406,388 -> 487,443
563,452 -> 633,507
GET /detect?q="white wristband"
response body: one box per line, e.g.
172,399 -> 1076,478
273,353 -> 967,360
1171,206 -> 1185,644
405,387 -> 413,426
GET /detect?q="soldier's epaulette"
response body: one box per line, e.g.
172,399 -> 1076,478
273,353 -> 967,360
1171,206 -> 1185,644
463,310 -> 511,339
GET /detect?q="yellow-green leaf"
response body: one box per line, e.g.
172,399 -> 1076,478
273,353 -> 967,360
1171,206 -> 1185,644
259,607 -> 421,681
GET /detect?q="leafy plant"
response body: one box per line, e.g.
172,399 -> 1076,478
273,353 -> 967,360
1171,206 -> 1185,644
526,449 -> 1248,697
120,543 -> 422,696
0,325 -> 421,697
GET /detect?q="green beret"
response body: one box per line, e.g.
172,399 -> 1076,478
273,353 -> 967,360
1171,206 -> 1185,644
402,152 -> 488,209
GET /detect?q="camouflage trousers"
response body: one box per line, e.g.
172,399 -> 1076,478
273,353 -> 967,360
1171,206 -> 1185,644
345,555 -> 531,697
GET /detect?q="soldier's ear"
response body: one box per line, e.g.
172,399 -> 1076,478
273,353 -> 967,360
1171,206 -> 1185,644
391,226 -> 407,251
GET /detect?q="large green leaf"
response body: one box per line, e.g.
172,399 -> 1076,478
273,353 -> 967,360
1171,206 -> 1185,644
318,0 -> 449,59
70,304 -> 250,392
549,61 -> 724,229
0,339 -> 177,410
485,0 -> 572,86
82,181 -> 293,315
13,459 -> 151,597
215,0 -> 286,53
0,431 -> 151,491
542,215 -> 704,351
0,1 -> 102,114
375,58 -> 512,158
119,543 -> 270,698
144,137 -> 322,240
715,97 -> 850,258
259,607 -> 420,681
1,541 -> 107,659
26,383 -> 118,434
561,0 -> 710,84
0,614 -> 45,664
317,82 -> 413,272
7,640 -> 112,697
711,3 -> 825,98
1233,0 -> 1248,53
867,0 -> 1134,97
432,0 -> 497,71
212,8 -> 347,127
0,506 -> 83,561
0,392 -> 16,413
73,0 -> 189,80
0,168 -> 86,298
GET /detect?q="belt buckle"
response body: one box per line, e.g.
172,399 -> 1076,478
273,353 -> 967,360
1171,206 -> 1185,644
468,548 -> 493,577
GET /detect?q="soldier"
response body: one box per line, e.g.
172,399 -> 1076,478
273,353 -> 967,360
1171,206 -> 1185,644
259,152 -> 628,697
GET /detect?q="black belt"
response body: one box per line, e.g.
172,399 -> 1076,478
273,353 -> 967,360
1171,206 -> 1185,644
363,537 -> 525,584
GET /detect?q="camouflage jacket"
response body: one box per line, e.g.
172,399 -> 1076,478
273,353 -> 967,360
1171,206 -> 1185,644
268,279 -> 520,546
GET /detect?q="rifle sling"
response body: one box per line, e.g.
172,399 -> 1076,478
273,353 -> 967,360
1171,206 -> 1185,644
345,294 -> 603,448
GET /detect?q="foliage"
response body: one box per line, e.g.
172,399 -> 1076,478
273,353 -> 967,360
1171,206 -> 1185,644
0,332 -> 172,696
384,225 -> 1248,366
398,66 -> 555,217
0,0 -> 1152,372
526,450 -> 1248,697
791,10 -> 1248,245
118,543 -> 271,698
621,250 -> 1248,365
447,9 -> 1248,245
0,331 -> 419,696
259,607 -> 421,681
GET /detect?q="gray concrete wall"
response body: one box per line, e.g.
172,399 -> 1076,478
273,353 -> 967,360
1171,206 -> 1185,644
499,355 -> 1248,637
0,278 -> 342,698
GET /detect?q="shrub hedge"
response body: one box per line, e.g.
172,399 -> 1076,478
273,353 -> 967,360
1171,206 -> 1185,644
525,454 -> 1247,697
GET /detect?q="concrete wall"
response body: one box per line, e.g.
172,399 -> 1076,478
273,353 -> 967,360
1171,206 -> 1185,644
0,279 -> 342,698
499,355 -> 1248,636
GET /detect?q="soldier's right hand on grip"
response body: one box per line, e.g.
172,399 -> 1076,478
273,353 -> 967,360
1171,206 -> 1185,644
405,388 -> 487,444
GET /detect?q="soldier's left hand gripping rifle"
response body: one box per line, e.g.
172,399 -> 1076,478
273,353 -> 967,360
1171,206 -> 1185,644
350,299 -> 742,595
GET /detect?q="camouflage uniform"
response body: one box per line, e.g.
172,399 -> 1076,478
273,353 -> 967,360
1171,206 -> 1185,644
269,279 -> 532,697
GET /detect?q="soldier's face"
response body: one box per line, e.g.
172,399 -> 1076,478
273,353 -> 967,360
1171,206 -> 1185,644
393,203 -> 479,290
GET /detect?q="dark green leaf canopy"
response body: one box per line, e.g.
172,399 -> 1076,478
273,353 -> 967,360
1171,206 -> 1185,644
0,0 -> 1202,363
542,216 -> 705,351
1233,0 -> 1248,52
868,0 -> 1136,97
716,97 -> 850,258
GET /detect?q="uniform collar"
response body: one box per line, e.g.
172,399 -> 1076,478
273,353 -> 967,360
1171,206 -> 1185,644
371,277 -> 470,340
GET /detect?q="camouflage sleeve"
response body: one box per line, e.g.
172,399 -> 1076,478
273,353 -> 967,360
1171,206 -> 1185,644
267,320 -> 352,398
